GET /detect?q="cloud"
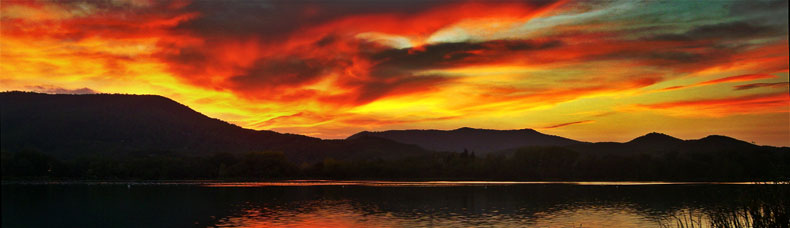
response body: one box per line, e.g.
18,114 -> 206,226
1,0 -> 787,142
367,39 -> 565,75
660,74 -> 777,91
156,1 -> 571,106
175,0 -> 563,38
648,21 -> 784,41
638,92 -> 789,117
734,82 -> 789,91
25,85 -> 97,94
134,0 -> 787,111
541,120 -> 594,129
229,58 -> 337,90
2,0 -> 197,41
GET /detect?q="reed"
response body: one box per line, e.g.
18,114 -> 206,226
659,181 -> 789,228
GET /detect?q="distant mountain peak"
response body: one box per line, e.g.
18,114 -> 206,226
451,127 -> 540,133
517,128 -> 539,133
701,134 -> 734,140
453,127 -> 482,131
628,132 -> 683,144
348,127 -> 581,154
698,135 -> 753,145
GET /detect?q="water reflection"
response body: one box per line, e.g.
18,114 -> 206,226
214,200 -> 658,227
2,182 -> 787,228
201,180 -> 762,187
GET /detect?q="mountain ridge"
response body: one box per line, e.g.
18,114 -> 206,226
348,127 -> 583,155
348,128 -> 777,155
0,91 -> 428,163
3,91 -> 788,180
2,91 -> 784,162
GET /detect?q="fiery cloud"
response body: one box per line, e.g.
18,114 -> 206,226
660,74 -> 778,91
541,120 -> 594,129
638,92 -> 790,117
734,82 -> 789,91
1,0 -> 788,145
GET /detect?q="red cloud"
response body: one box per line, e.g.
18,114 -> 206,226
660,73 -> 777,91
154,1 -> 572,107
639,92 -> 790,117
2,0 -> 788,141
734,82 -> 789,91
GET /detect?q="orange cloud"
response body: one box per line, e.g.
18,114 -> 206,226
734,82 -> 789,91
1,0 -> 788,145
660,73 -> 777,91
541,120 -> 594,129
638,92 -> 790,117
154,1 -> 575,108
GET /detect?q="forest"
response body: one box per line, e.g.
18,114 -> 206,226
3,145 -> 788,181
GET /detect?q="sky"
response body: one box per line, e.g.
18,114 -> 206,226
1,0 -> 788,146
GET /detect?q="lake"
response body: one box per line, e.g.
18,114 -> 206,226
2,181 -> 787,228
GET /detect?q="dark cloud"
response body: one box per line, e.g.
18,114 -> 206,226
734,82 -> 789,91
314,34 -> 338,47
222,50 -> 456,105
648,52 -> 705,62
352,74 -> 453,104
175,0 -> 446,39
647,21 -> 783,41
728,0 -> 788,19
165,36 -> 564,104
685,21 -> 780,39
149,0 -> 782,108
542,120 -> 593,129
368,39 -> 564,78
176,0 -> 561,38
587,48 -> 726,70
151,0 -> 571,105
229,57 -> 341,90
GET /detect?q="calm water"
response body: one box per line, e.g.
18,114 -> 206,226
2,181 -> 786,228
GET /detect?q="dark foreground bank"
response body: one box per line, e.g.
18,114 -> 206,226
2,181 -> 788,228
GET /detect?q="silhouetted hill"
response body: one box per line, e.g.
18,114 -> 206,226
688,135 -> 759,151
520,132 -> 788,159
3,91 -> 788,181
627,132 -> 683,146
585,132 -> 685,154
348,127 -> 583,154
0,92 -> 427,163
499,132 -> 790,180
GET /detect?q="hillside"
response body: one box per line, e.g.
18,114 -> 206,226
557,132 -> 779,156
0,92 -> 426,163
348,127 -> 583,154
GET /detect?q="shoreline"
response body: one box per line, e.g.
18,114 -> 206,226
2,179 -> 785,186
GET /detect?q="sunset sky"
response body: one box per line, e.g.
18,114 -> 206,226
1,0 -> 788,145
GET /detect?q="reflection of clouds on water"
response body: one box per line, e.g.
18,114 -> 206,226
2,183 -> 784,228
207,184 -> 691,228
214,199 -> 660,227
215,200 -> 404,228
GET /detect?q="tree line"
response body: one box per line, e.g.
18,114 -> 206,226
2,146 -> 788,181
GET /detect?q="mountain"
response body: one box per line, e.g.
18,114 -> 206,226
627,132 -> 684,146
686,135 -> 760,151
0,92 -> 427,163
348,127 -> 583,154
2,92 -> 788,181
553,132 -> 785,158
617,132 -> 684,153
